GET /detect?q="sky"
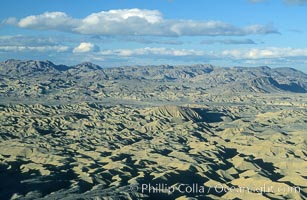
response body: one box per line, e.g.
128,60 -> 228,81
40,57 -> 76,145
0,0 -> 307,72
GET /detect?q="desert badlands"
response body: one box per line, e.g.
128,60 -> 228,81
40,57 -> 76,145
0,59 -> 306,199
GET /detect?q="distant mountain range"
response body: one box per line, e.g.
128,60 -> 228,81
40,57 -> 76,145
0,59 -> 306,103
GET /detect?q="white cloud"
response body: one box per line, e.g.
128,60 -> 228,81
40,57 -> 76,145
1,17 -> 17,25
0,45 -> 69,52
201,38 -> 256,45
18,12 -> 78,31
221,47 -> 307,59
0,35 -> 62,46
97,47 -> 307,64
5,9 -> 278,36
73,42 -> 99,53
99,47 -> 205,57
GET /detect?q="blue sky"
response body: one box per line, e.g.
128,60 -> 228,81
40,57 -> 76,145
1,0 -> 307,72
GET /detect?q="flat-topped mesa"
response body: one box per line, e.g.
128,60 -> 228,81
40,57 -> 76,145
149,105 -> 204,122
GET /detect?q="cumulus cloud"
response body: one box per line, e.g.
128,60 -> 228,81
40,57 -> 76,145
5,9 -> 278,36
201,38 -> 256,45
73,42 -> 99,53
18,12 -> 78,31
221,47 -> 307,59
0,45 -> 69,52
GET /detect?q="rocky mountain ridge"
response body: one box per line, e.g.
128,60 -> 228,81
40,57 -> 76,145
0,59 -> 306,104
